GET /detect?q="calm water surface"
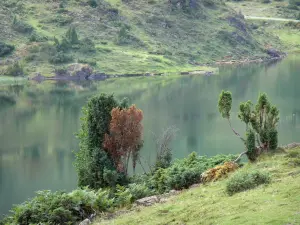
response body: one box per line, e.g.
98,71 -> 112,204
1,55 -> 300,216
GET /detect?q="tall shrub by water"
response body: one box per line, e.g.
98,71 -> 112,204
218,91 -> 279,161
74,94 -> 128,189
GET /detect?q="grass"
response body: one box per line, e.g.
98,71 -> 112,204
0,0 -> 280,77
229,0 -> 300,53
227,0 -> 299,19
95,148 -> 300,225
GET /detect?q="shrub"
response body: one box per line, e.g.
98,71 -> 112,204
88,0 -> 98,8
114,185 -> 133,207
78,58 -> 97,66
202,161 -> 239,183
66,26 -> 79,44
285,149 -> 300,159
1,188 -> 113,224
12,16 -> 34,34
226,169 -> 271,195
150,152 -> 237,193
290,0 -> 300,6
127,183 -> 154,201
29,32 -> 48,42
49,51 -> 73,64
80,38 -> 96,53
0,42 -> 15,57
4,62 -> 24,76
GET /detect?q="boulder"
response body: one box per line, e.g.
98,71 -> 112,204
79,219 -> 91,225
67,63 -> 93,79
266,49 -> 281,58
136,195 -> 159,206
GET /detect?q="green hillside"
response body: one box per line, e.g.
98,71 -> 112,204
95,148 -> 300,225
0,0 -> 282,77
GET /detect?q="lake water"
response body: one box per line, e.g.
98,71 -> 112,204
1,55 -> 300,216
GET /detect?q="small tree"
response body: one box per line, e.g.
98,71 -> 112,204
218,91 -> 279,161
153,126 -> 179,170
66,26 -> 79,45
103,105 -> 143,175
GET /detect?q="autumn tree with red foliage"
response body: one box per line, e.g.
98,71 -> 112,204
103,105 -> 143,175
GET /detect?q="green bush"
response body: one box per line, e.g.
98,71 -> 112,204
290,0 -> 300,6
12,16 -> 34,34
88,0 -> 98,8
29,32 -> 48,42
80,38 -> 96,53
150,152 -> 237,193
226,169 -> 271,195
0,42 -> 15,57
127,183 -> 154,201
285,149 -> 300,159
78,58 -> 97,66
1,188 -> 113,225
49,51 -> 73,64
4,62 -> 24,76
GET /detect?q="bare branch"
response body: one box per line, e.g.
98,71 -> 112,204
227,118 -> 246,144
234,150 -> 248,163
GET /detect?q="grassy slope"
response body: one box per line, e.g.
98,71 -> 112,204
228,0 -> 300,53
96,149 -> 300,225
0,0 -> 281,77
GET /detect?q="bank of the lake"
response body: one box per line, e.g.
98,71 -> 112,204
1,55 -> 300,217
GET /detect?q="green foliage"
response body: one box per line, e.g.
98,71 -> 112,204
12,16 -> 34,34
290,0 -> 300,6
4,62 -> 24,76
218,90 -> 232,119
0,42 -> 15,57
66,26 -> 79,45
88,0 -> 98,8
285,149 -> 300,167
1,188 -> 113,225
117,24 -> 131,45
226,169 -> 271,195
246,129 -> 257,161
127,183 -> 154,201
28,32 -> 48,42
219,91 -> 279,161
150,152 -> 237,193
238,100 -> 252,126
80,38 -> 96,53
74,94 -> 128,189
114,185 -> 133,207
49,51 -> 73,64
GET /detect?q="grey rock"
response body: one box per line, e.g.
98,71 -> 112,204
79,218 -> 91,225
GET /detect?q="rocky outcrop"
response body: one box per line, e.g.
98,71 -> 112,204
135,190 -> 181,207
266,48 -> 282,58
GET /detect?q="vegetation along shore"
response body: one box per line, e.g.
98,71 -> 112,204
1,0 -> 300,224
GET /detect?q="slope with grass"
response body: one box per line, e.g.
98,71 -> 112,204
228,0 -> 300,53
95,148 -> 300,225
0,0 -> 283,77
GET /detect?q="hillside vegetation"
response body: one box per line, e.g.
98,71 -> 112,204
96,148 -> 300,225
229,0 -> 300,52
0,0 -> 282,77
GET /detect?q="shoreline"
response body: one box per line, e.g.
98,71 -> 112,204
0,54 -> 286,84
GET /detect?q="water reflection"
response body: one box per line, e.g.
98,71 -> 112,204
1,55 -> 300,216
